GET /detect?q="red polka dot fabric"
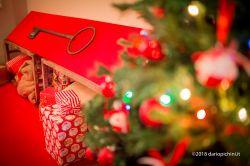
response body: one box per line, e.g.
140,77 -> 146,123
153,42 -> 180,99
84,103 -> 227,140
40,104 -> 87,166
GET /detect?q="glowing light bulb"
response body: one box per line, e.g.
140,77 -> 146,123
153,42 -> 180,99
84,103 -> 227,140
126,91 -> 133,98
93,125 -> 100,131
125,104 -> 131,111
197,109 -> 206,120
160,94 -> 171,106
238,108 -> 247,122
123,90 -> 133,103
188,4 -> 199,16
180,88 -> 191,100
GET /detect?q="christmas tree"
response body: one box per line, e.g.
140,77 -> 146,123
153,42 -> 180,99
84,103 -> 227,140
82,0 -> 250,165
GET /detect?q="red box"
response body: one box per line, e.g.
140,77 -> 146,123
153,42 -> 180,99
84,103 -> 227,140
40,104 -> 88,165
6,11 -> 141,86
40,87 -> 56,107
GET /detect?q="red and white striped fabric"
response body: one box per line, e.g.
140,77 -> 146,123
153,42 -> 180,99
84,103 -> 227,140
6,54 -> 31,74
55,89 -> 80,116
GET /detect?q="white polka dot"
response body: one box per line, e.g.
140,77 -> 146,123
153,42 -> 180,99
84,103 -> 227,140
76,134 -> 84,143
74,117 -> 83,127
61,121 -> 71,131
53,123 -> 59,132
59,148 -> 69,157
46,131 -> 50,139
69,128 -> 78,137
56,140 -> 61,149
54,146 -> 59,155
58,132 -> 67,141
44,111 -> 51,119
42,116 -> 46,123
50,115 -> 59,121
65,115 -> 76,121
52,130 -> 57,138
56,117 -> 63,124
52,104 -> 59,109
45,133 -> 50,141
42,122 -> 46,129
51,139 -> 55,146
47,122 -> 52,129
49,144 -> 53,153
64,138 -> 73,147
71,144 -> 80,152
66,154 -> 75,163
52,109 -> 60,115
80,124 -> 88,132
46,120 -> 50,126
45,106 -> 52,111
40,107 -> 45,113
78,149 -> 85,158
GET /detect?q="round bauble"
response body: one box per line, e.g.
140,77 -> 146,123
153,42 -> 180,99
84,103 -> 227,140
193,47 -> 238,88
139,98 -> 170,128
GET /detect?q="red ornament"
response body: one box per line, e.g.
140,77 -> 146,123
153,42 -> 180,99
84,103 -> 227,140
139,98 -> 170,128
97,147 -> 114,166
128,32 -> 164,61
150,6 -> 165,18
85,147 -> 96,161
192,46 -> 238,88
101,80 -> 116,98
143,40 -> 164,61
104,109 -> 130,134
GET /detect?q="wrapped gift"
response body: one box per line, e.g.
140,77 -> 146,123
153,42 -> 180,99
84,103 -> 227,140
52,70 -> 71,91
55,90 -> 80,116
40,87 -> 56,107
40,104 -> 88,166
